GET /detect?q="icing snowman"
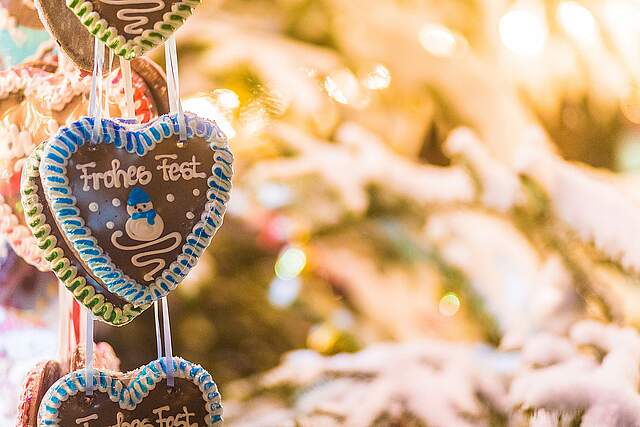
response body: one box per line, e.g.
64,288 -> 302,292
125,187 -> 164,242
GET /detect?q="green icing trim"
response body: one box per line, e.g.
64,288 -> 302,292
65,0 -> 201,59
21,145 -> 149,326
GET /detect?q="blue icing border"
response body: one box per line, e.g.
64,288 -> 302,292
38,356 -> 223,426
40,113 -> 233,306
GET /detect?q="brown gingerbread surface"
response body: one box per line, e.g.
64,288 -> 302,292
91,0 -> 181,41
65,135 -> 216,285
54,378 -> 208,427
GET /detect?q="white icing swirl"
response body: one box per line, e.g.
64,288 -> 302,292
97,0 -> 165,35
111,230 -> 182,282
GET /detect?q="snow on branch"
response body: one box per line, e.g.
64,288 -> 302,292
247,122 -> 475,215
510,320 -> 640,427
517,130 -> 640,274
249,341 -> 512,427
424,209 -> 580,349
444,128 -> 523,212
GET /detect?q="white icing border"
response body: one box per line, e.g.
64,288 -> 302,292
40,113 -> 233,306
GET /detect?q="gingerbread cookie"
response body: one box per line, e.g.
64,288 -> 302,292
130,57 -> 169,118
33,0 -> 94,71
16,360 -> 62,427
41,113 -> 231,304
38,357 -> 222,426
65,0 -> 200,60
69,342 -> 121,372
22,113 -> 232,323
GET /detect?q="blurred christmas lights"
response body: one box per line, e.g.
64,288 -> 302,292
324,68 -> 369,108
256,183 -> 293,209
439,292 -> 460,317
268,277 -> 301,308
499,5 -> 548,56
557,1 -> 598,43
361,64 -> 391,90
213,88 -> 240,110
419,23 -> 467,58
275,246 -> 307,280
183,95 -> 237,139
306,323 -> 338,353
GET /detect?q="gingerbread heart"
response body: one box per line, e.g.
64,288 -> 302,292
38,357 -> 223,426
65,0 -> 200,60
22,143 -> 149,325
38,113 -> 232,307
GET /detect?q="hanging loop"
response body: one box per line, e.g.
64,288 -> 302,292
165,36 -> 187,143
84,309 -> 94,396
89,38 -> 105,145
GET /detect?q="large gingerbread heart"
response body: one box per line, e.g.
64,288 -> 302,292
38,357 -> 223,426
65,0 -> 200,60
38,113 -> 232,307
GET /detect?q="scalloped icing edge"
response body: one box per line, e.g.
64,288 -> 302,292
65,0 -> 200,59
40,113 -> 233,306
21,144 -> 149,326
38,356 -> 223,426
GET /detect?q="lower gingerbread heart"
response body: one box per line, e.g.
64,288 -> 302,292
37,113 -> 233,308
38,356 -> 223,426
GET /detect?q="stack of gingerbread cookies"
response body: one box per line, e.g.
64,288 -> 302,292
2,0 -> 233,424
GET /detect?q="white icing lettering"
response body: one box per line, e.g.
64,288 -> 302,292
110,412 -> 153,427
76,414 -> 99,426
77,162 -> 97,191
75,160 -> 151,191
69,407 -> 196,427
155,155 -> 206,182
97,0 -> 166,35
154,405 -> 197,427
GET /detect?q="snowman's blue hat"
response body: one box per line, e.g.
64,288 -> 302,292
127,187 -> 152,206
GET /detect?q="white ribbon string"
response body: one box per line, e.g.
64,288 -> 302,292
104,50 -> 114,119
89,38 -> 105,144
161,297 -> 174,387
164,36 -> 186,141
153,298 -> 174,387
85,310 -> 94,396
120,57 -> 136,120
153,300 -> 162,360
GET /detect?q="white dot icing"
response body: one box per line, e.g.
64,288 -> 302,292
89,202 -> 99,212
106,221 -> 114,229
192,188 -> 200,196
112,198 -> 121,207
186,212 -> 195,220
166,193 -> 175,202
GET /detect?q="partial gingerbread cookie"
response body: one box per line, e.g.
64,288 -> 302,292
16,360 -> 62,427
38,357 -> 223,426
69,342 -> 121,372
66,0 -> 201,60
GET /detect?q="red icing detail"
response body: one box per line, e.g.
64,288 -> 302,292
110,70 -> 154,124
72,299 -> 81,347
